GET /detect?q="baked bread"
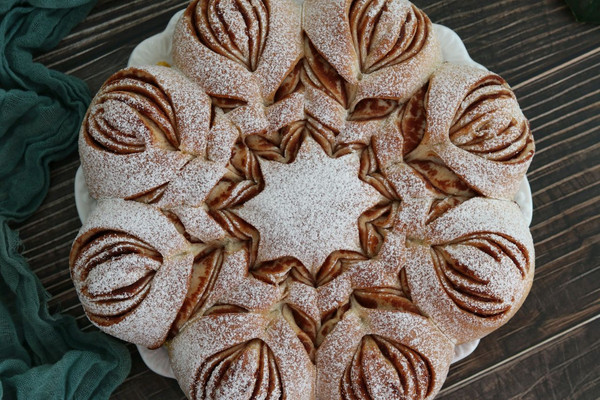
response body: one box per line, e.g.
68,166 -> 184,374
70,0 -> 535,399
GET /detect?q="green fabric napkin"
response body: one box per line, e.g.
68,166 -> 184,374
0,1 -> 131,399
566,0 -> 600,23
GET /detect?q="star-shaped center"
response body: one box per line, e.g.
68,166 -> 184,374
236,137 -> 383,273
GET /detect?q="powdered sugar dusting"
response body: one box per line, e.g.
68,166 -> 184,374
168,313 -> 269,396
316,310 -> 366,399
236,136 -> 383,273
172,206 -> 227,243
219,275 -> 282,312
304,0 -> 360,83
255,0 -> 303,101
156,157 -> 227,208
305,86 -> 346,131
287,281 -> 320,322
137,65 -> 212,156
264,317 -> 316,399
265,91 -> 305,131
168,313 -> 314,399
316,294 -> 454,399
71,0 -> 537,398
403,197 -> 534,343
354,7 -> 442,104
71,199 -> 195,348
172,6 -> 260,103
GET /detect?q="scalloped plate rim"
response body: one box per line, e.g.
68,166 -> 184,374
73,10 -> 534,380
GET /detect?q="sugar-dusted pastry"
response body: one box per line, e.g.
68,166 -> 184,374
71,0 -> 535,399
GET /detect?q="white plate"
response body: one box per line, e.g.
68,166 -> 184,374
74,11 -> 533,379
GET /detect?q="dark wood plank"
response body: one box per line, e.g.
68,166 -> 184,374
417,0 -> 600,84
110,344 -> 185,400
438,316 -> 600,400
34,0 -> 190,92
13,0 -> 600,399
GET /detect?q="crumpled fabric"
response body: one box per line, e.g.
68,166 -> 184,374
0,1 -> 131,399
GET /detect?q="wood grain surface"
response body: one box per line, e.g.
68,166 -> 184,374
16,0 -> 600,399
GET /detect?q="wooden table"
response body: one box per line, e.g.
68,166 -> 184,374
18,0 -> 599,399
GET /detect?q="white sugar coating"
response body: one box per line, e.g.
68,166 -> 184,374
79,199 -> 190,255
85,65 -> 239,206
360,348 -> 403,399
435,140 -> 531,199
316,270 -> 353,316
236,136 -> 383,273
85,253 -> 159,297
353,10 -> 442,106
371,117 -> 404,170
362,308 -> 455,395
168,313 -> 270,396
404,244 -> 509,344
374,230 -> 406,266
172,206 -> 227,243
190,249 -> 250,319
206,110 -> 240,164
355,0 -> 412,66
441,244 -> 521,310
304,0 -> 360,83
80,141 -> 190,200
218,275 -> 282,313
336,118 -> 383,147
451,85 -> 519,150
79,65 -> 222,201
99,99 -> 149,141
426,197 -> 533,250
287,280 -> 320,322
316,305 -> 454,400
414,63 -> 534,199
136,65 -> 212,156
402,197 -> 535,343
384,162 -> 431,199
254,0 -> 303,101
316,232 -> 405,317
391,197 -> 431,238
172,6 -> 261,103
207,345 -> 261,399
99,253 -> 193,348
168,313 -> 314,399
423,64 -> 488,142
348,234 -> 406,284
156,157 -> 227,208
71,199 -> 196,348
265,91 -> 305,132
226,103 -> 270,136
173,0 -> 303,106
348,258 -> 401,289
72,0 -> 538,398
72,234 -> 158,317
315,310 -> 366,399
305,86 -> 346,132
263,317 -> 316,399
209,0 -> 250,60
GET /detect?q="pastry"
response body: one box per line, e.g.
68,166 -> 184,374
70,0 -> 535,399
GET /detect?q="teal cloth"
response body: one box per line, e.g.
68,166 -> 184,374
0,1 -> 131,399
566,0 -> 600,23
